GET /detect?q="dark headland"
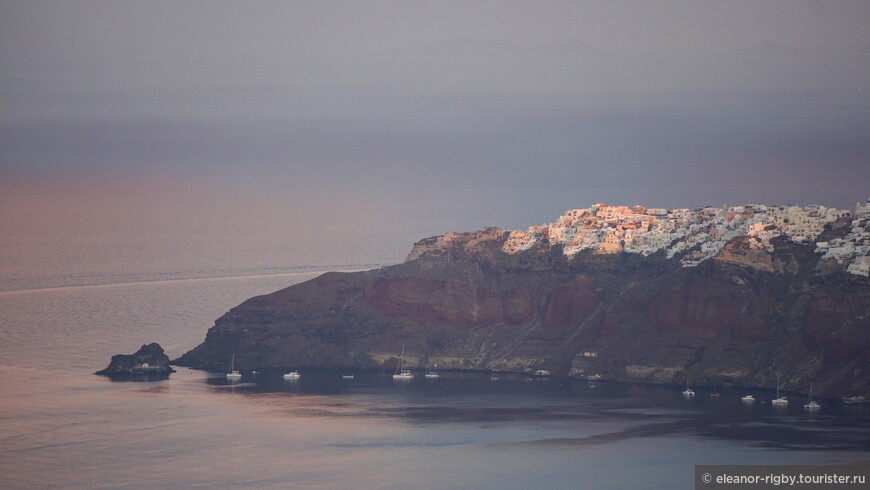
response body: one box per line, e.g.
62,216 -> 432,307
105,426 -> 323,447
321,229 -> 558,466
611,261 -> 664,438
174,201 -> 870,399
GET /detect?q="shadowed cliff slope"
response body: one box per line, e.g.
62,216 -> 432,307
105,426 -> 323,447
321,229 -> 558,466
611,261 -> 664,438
175,222 -> 869,399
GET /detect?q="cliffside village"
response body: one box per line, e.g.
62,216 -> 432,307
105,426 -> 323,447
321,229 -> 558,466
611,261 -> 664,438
503,199 -> 870,276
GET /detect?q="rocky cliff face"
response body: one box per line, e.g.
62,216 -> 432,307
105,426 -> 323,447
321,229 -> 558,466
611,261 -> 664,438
175,206 -> 870,399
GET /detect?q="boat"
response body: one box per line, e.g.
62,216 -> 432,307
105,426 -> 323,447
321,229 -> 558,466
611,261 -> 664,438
392,344 -> 413,380
283,370 -> 301,379
342,374 -> 354,380
842,395 -> 866,405
534,370 -> 550,377
424,360 -> 440,379
741,394 -> 755,402
130,362 -> 162,375
804,383 -> 820,410
709,381 -> 721,398
772,376 -> 788,406
226,354 -> 242,380
682,378 -> 695,397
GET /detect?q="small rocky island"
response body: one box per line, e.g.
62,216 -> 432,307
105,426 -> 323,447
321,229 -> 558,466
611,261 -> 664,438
95,343 -> 175,380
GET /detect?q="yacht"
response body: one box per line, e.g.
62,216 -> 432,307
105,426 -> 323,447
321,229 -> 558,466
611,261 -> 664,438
392,345 -> 413,380
342,374 -> 354,380
283,371 -> 301,380
682,378 -> 695,397
772,376 -> 788,406
424,361 -> 440,379
804,383 -> 820,410
226,354 -> 242,380
741,394 -> 755,402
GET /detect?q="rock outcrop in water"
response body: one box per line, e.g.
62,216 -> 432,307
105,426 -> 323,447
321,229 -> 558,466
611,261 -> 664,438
175,202 -> 870,399
96,343 -> 175,380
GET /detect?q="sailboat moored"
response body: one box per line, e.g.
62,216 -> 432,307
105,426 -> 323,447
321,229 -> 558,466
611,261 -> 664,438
226,353 -> 242,380
393,345 -> 413,379
772,375 -> 788,406
424,360 -> 440,379
804,383 -> 820,410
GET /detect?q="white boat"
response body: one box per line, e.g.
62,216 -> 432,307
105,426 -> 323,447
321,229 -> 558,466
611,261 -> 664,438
772,376 -> 788,406
226,354 -> 242,380
804,383 -> 820,410
392,344 -> 413,380
682,379 -> 695,397
424,360 -> 440,379
342,374 -> 354,380
741,394 -> 755,402
283,370 -> 301,380
534,370 -> 550,377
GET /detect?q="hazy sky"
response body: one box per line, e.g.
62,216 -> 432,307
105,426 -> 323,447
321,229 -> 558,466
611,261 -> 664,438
2,1 -> 870,267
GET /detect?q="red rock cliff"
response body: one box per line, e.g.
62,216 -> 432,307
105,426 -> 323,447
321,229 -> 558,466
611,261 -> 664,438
176,225 -> 870,399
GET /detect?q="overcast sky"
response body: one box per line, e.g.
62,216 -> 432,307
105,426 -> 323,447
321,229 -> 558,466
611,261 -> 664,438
2,0 -> 869,239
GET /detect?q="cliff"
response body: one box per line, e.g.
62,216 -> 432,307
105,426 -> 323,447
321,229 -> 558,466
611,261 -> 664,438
96,343 -> 175,380
175,202 -> 870,399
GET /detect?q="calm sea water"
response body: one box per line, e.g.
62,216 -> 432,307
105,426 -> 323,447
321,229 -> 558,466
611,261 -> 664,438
0,269 -> 867,489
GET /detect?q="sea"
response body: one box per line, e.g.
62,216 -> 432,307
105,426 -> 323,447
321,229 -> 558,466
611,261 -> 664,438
0,194 -> 868,489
